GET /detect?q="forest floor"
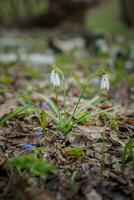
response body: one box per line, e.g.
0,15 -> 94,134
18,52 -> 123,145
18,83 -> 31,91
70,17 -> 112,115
0,27 -> 134,200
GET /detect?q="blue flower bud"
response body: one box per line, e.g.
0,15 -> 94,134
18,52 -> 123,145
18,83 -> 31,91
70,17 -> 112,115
23,144 -> 36,149
37,128 -> 43,137
40,102 -> 50,109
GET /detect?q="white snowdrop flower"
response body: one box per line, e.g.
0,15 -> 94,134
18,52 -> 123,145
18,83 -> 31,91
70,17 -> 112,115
100,74 -> 110,90
50,69 -> 60,86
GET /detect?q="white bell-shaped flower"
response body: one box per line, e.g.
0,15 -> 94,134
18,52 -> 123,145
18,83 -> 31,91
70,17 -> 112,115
50,70 -> 60,86
100,74 -> 110,90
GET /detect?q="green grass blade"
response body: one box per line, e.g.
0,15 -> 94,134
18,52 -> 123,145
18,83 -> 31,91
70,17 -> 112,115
46,111 -> 59,124
17,94 -> 39,108
74,95 -> 100,117
71,106 -> 119,128
0,105 -> 32,125
39,94 -> 59,117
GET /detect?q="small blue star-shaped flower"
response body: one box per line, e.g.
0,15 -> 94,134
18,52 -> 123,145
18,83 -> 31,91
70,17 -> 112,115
37,127 -> 43,137
40,102 -> 50,109
23,144 -> 36,149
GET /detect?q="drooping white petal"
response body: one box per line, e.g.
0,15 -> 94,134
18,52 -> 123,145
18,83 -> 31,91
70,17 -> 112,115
100,78 -> 104,90
100,74 -> 110,90
105,75 -> 110,90
54,73 -> 60,86
50,70 -> 60,86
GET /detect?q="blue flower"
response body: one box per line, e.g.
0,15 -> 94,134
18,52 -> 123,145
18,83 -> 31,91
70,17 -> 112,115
23,144 -> 36,149
40,102 -> 50,109
37,128 -> 43,137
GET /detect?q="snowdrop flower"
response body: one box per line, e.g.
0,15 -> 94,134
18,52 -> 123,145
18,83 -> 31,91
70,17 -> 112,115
50,70 -> 60,86
100,74 -> 110,90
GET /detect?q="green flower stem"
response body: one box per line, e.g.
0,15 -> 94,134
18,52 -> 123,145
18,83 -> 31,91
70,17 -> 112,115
55,86 -> 61,123
63,80 -> 67,118
68,76 -> 91,125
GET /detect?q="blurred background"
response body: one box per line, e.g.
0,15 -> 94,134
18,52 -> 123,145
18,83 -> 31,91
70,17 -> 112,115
0,0 -> 134,32
0,0 -> 134,105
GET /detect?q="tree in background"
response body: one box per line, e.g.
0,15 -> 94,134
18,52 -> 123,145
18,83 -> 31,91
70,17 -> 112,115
0,0 -> 99,28
120,0 -> 134,27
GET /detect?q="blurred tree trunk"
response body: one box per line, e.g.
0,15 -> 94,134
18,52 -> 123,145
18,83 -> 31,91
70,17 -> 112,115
14,0 -> 99,28
120,0 -> 134,27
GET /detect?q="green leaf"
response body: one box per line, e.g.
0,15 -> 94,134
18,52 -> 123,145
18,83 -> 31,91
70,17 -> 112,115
39,94 -> 59,118
121,138 -> 134,170
8,155 -> 34,169
71,112 -> 90,127
41,109 -> 47,130
74,95 -> 100,117
30,159 -> 56,176
8,155 -> 56,176
71,106 -> 118,127
46,111 -> 59,124
37,109 -> 47,130
66,146 -> 87,157
22,146 -> 47,153
0,88 -> 11,93
17,94 -> 38,108
0,105 -> 31,125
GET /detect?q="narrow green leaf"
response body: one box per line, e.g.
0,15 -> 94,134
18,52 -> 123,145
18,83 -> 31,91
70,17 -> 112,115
0,105 -> 31,125
8,155 -> 56,176
75,95 -> 100,117
39,94 -> 59,118
66,146 -> 87,157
